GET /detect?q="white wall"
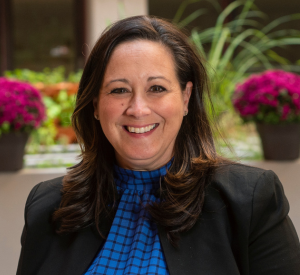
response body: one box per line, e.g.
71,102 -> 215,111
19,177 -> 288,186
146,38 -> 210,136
86,0 -> 148,49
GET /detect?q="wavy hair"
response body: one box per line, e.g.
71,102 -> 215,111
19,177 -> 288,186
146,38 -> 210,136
53,15 -> 226,246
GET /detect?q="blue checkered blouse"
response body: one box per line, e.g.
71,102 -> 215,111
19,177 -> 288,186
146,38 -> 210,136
84,162 -> 171,275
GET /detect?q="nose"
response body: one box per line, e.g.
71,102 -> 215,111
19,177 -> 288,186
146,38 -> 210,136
125,92 -> 151,118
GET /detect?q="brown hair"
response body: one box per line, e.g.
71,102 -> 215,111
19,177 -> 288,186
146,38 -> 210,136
53,15 -> 226,246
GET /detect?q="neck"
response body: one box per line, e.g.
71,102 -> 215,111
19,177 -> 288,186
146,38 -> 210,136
115,154 -> 174,171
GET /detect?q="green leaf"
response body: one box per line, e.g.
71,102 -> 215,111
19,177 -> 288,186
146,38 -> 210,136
1,122 -> 10,132
266,50 -> 290,65
209,27 -> 231,69
233,0 -> 255,32
173,0 -> 202,23
177,9 -> 208,28
57,90 -> 68,102
261,13 -> 300,34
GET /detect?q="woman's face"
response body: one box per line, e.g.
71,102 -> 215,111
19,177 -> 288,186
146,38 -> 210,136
94,40 -> 192,170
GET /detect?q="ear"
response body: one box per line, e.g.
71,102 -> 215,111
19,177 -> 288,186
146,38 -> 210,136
183,81 -> 193,111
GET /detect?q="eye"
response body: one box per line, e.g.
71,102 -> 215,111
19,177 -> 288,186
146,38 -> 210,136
110,88 -> 128,94
149,85 -> 166,93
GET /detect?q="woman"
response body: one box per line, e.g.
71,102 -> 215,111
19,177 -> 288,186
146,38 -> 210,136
17,16 -> 300,275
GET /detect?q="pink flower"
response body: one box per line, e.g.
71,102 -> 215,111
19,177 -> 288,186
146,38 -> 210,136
0,77 -> 46,131
233,70 -> 300,123
281,105 -> 291,120
241,105 -> 259,116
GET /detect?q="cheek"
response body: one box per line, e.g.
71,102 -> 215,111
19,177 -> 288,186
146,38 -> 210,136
99,99 -> 124,120
159,96 -> 184,124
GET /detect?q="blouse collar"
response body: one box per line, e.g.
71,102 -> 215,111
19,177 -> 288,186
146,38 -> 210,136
113,160 -> 173,191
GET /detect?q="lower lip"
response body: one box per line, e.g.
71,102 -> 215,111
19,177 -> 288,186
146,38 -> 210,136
123,124 -> 158,138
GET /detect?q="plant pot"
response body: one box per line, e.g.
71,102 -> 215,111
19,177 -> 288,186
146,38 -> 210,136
54,119 -> 77,144
0,132 -> 29,171
34,82 -> 79,98
256,123 -> 300,160
56,126 -> 77,144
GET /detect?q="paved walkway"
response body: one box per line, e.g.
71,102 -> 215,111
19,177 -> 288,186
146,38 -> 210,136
0,161 -> 299,274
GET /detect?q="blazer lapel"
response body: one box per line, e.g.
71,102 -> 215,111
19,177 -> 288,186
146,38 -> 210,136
58,200 -> 117,274
158,223 -> 203,275
40,216 -> 112,275
60,215 -> 113,275
59,224 -> 105,275
158,225 -> 182,275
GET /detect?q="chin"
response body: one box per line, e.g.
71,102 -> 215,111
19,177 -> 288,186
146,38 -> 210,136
125,153 -> 157,163
116,150 -> 161,168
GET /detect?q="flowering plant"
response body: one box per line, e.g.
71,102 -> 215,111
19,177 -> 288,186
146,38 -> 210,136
233,70 -> 300,124
0,78 -> 46,135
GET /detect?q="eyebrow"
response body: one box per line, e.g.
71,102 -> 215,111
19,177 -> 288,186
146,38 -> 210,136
105,78 -> 129,87
147,76 -> 171,83
105,76 -> 171,87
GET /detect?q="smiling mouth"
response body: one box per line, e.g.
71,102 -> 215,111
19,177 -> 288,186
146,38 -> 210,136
125,123 -> 158,134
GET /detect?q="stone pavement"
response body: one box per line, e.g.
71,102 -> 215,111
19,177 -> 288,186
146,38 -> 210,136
0,161 -> 299,274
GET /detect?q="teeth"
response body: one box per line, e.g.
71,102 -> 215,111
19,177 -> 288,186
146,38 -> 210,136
127,124 -> 156,134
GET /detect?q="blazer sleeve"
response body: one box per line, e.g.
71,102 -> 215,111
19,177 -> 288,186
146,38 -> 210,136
16,182 -> 43,275
17,182 -> 42,275
249,170 -> 300,275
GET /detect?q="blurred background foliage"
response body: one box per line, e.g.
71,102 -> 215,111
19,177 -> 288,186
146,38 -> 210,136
4,66 -> 82,84
5,67 -> 79,152
4,0 -> 300,160
173,0 -> 300,160
174,0 -> 300,117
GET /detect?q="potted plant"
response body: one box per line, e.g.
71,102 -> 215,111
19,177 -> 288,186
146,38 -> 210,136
0,78 -> 46,171
5,67 -> 81,97
43,90 -> 77,144
4,67 -> 79,146
232,70 -> 300,160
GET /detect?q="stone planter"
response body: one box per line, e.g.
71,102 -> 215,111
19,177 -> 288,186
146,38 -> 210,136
256,123 -> 300,160
0,132 -> 29,171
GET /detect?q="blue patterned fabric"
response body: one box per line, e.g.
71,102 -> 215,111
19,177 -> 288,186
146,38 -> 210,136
84,162 -> 172,275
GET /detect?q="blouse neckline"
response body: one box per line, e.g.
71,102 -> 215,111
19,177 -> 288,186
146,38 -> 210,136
113,160 -> 173,191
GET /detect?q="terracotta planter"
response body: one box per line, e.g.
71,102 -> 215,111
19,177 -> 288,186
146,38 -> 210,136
0,132 -> 29,171
54,119 -> 77,144
56,126 -> 77,144
33,82 -> 79,97
256,123 -> 300,160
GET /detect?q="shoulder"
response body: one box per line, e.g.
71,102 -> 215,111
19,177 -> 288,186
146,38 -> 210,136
206,163 -> 286,215
26,176 -> 64,208
25,176 -> 64,228
211,162 -> 279,198
213,162 -> 268,186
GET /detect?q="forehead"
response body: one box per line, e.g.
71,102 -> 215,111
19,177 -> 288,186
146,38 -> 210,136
103,40 -> 177,77
111,39 -> 173,59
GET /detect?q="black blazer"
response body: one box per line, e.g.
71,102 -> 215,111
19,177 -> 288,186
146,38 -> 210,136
17,164 -> 300,275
